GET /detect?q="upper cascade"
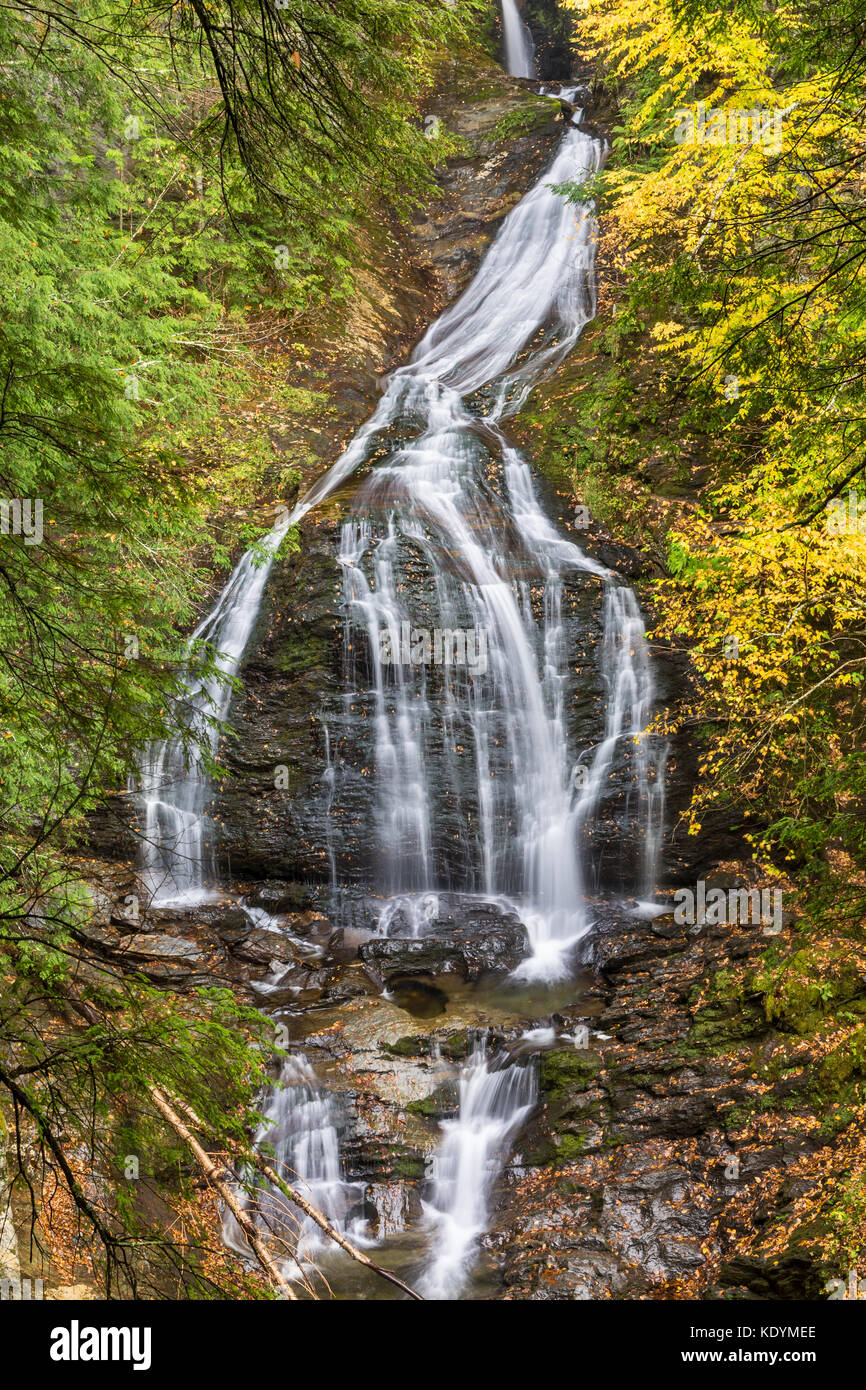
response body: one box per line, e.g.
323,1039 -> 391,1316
501,0 -> 537,79
135,93 -> 666,983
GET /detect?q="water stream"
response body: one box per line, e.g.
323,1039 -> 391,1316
420,1038 -> 537,1299
501,0 -> 536,79
222,1055 -> 366,1270
133,10 -> 667,1298
136,520 -> 290,905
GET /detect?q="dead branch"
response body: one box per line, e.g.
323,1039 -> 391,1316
169,1090 -> 424,1301
147,1085 -> 298,1301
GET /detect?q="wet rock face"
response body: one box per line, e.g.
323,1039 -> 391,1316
209,515 -> 342,883
524,0 -> 577,81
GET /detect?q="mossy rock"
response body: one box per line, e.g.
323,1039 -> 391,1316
540,1048 -> 603,1101
488,97 -> 560,142
440,1028 -> 474,1060
553,1133 -> 589,1164
755,946 -> 866,1034
523,1131 -> 590,1167
405,1082 -> 458,1120
383,1034 -> 429,1059
392,1155 -> 427,1181
687,999 -> 766,1050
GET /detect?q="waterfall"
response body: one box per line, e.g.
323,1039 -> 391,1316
136,519 -> 290,904
338,514 -> 434,892
501,0 -> 536,79
303,103 -> 665,977
322,724 -> 339,894
222,1055 -> 366,1271
131,72 -> 671,1299
420,1039 -> 537,1299
134,93 -> 666,968
288,93 -> 601,521
568,584 -> 669,914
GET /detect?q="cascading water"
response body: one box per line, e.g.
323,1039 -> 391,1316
500,0 -> 536,79
133,94 -> 666,955
419,1039 -> 536,1300
306,97 -> 665,978
222,1055 -> 366,1270
136,85 -> 668,953
134,44 -> 669,1297
592,586 -> 668,904
136,519 -> 290,904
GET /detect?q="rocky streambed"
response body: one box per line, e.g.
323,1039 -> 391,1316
69,857 -> 844,1301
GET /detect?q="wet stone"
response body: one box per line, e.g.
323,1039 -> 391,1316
360,908 -> 530,983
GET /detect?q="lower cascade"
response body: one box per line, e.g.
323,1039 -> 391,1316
420,1040 -> 537,1299
222,1055 -> 367,1269
134,34 -> 668,1299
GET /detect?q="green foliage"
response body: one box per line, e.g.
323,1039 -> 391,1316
0,940 -> 280,1294
559,0 -> 866,894
0,0 -> 481,926
0,0 -> 483,1297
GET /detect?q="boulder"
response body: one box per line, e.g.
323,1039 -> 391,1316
360,896 -> 529,982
